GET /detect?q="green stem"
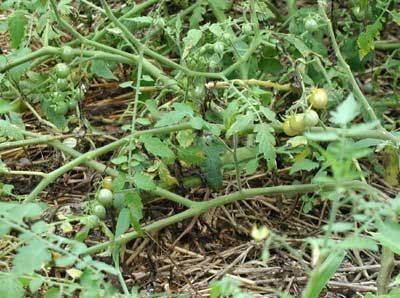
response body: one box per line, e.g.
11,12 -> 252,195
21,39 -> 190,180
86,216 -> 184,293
377,247 -> 395,295
374,41 -> 400,50
25,123 -> 192,202
81,180 -> 370,255
318,1 -> 379,124
49,0 -> 179,91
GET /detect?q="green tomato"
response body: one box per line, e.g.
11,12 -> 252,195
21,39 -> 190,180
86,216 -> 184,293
93,204 -> 106,219
56,78 -> 69,91
55,63 -> 70,79
303,110 -> 319,127
112,193 -> 126,210
288,114 -> 305,134
304,17 -> 318,33
97,188 -> 113,206
213,42 -> 224,55
55,101 -> 69,115
102,176 -> 113,190
61,46 -> 74,62
86,215 -> 100,228
309,88 -> 328,110
68,99 -> 78,110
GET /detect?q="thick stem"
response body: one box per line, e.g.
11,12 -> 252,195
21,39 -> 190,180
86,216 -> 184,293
25,123 -> 192,202
377,247 -> 395,295
81,180 -> 370,255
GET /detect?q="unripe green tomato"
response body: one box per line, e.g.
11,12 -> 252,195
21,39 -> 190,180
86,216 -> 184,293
304,17 -> 318,33
68,99 -> 78,110
61,46 -> 74,62
97,188 -> 113,207
86,215 -> 100,228
289,114 -> 305,133
242,23 -> 252,34
283,120 -> 297,136
102,176 -> 113,190
93,204 -> 106,219
56,78 -> 69,91
55,63 -> 70,79
213,42 -> 224,54
303,110 -> 319,127
112,193 -> 126,210
55,101 -> 69,115
309,88 -> 328,110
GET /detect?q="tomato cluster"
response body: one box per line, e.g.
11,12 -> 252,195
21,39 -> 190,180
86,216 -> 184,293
282,88 -> 328,136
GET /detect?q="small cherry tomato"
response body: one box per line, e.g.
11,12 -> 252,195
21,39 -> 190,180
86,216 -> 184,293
55,101 -> 69,115
304,17 -> 318,33
289,114 -> 305,134
61,46 -> 74,62
102,176 -> 113,190
303,110 -> 319,127
68,99 -> 78,110
97,188 -> 113,206
283,119 -> 297,136
56,78 -> 69,91
309,88 -> 328,109
93,205 -> 106,219
55,63 -> 70,79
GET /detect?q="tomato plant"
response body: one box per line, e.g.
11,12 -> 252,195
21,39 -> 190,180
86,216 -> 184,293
0,0 -> 399,297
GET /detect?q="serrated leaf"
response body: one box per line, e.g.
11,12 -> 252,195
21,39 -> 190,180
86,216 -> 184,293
183,29 -> 202,48
290,159 -> 319,175
201,142 -> 224,190
190,5 -> 206,28
373,221 -> 400,254
90,60 -> 117,80
330,94 -> 360,126
7,10 -> 27,48
226,114 -> 254,138
357,20 -> 382,60
140,135 -> 175,160
133,172 -> 155,190
126,191 -> 143,234
176,129 -> 194,148
178,146 -> 205,165
0,119 -> 24,140
155,103 -> 193,127
13,239 -> 51,275
245,158 -> 259,175
159,163 -> 178,186
255,124 -> 276,170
